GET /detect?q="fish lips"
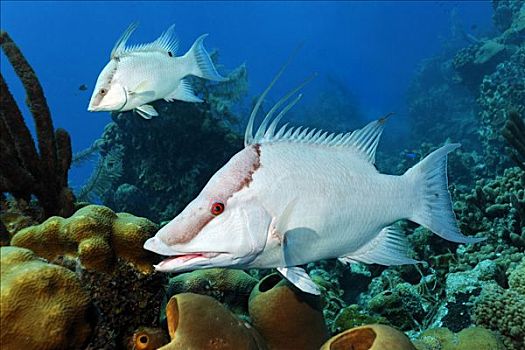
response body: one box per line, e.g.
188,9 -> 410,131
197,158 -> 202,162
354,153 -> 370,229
143,236 -> 229,272
153,252 -> 226,272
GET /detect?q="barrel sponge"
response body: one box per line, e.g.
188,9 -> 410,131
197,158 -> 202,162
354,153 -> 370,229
10,205 -> 157,273
158,293 -> 265,350
320,324 -> 416,350
0,246 -> 92,350
248,273 -> 329,350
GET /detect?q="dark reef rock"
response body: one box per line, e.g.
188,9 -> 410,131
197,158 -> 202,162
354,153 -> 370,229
81,261 -> 166,350
492,0 -> 524,33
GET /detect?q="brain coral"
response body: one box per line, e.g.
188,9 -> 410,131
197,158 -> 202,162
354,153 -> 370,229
10,204 -> 158,273
473,259 -> 525,349
0,246 -> 92,350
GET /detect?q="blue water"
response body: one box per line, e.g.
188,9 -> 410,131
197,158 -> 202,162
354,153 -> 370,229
0,1 -> 493,188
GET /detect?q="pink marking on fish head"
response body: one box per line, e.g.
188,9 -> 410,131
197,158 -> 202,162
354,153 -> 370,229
144,145 -> 272,272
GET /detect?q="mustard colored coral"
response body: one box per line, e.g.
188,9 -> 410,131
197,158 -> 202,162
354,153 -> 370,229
0,246 -> 92,350
10,205 -> 158,273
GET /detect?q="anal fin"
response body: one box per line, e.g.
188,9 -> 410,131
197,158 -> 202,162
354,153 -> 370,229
165,79 -> 203,103
277,266 -> 320,295
339,225 -> 420,266
135,104 -> 158,119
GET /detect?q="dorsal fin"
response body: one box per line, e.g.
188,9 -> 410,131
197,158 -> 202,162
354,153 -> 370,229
111,22 -> 139,59
111,23 -> 179,59
244,61 -> 389,164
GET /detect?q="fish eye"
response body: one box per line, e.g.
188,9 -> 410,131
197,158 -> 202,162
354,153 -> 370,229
211,202 -> 225,215
168,51 -> 173,57
99,88 -> 107,96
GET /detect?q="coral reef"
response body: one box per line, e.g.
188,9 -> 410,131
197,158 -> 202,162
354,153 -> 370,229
331,304 -> 388,335
0,197 -> 40,244
453,40 -> 508,90
367,282 -> 426,331
320,324 -> 416,350
413,327 -> 504,350
248,273 -> 329,350
0,31 -> 75,218
10,204 -> 158,274
453,166 -> 525,269
502,110 -> 525,170
477,46 -> 525,174
0,246 -> 92,350
93,61 -> 247,223
166,268 -> 258,315
159,293 -> 265,350
472,259 -> 525,349
492,0 -> 525,33
81,261 -> 166,350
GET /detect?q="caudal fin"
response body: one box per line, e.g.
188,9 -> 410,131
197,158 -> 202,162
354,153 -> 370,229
405,144 -> 485,244
183,34 -> 227,81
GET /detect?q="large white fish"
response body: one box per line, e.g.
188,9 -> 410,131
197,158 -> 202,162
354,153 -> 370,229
144,64 -> 484,295
88,22 -> 226,119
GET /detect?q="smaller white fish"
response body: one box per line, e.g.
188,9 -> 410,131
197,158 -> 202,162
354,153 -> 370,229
88,22 -> 226,119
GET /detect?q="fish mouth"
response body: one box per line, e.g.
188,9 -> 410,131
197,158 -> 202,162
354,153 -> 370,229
154,252 -> 224,272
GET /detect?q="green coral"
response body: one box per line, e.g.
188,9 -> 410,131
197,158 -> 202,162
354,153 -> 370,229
331,304 -> 388,334
368,282 -> 426,331
166,268 -> 258,315
472,259 -> 525,349
413,327 -> 505,350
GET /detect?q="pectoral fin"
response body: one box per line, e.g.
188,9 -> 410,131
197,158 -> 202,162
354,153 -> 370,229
135,104 -> 158,119
165,79 -> 203,103
277,266 -> 320,295
338,225 -> 420,266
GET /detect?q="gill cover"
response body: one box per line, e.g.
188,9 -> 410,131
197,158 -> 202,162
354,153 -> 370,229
88,60 -> 127,112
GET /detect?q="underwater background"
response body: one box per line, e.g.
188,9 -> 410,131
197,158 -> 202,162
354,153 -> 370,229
1,1 -> 524,349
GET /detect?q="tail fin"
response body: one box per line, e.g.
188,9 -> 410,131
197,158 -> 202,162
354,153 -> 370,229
405,144 -> 485,244
183,34 -> 227,81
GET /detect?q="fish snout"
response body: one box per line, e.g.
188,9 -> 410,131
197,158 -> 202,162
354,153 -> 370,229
143,236 -> 179,256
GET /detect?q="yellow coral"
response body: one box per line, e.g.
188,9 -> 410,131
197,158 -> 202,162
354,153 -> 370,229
10,205 -> 158,273
0,246 -> 92,350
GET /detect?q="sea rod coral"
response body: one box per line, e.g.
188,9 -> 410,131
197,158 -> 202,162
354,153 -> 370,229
0,31 -> 75,218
